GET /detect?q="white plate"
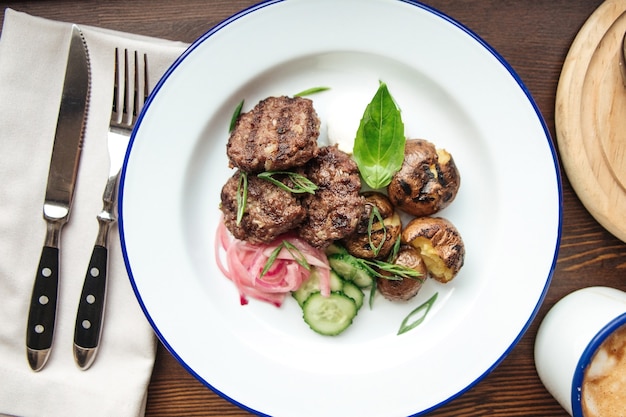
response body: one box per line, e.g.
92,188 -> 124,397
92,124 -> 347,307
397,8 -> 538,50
119,1 -> 562,416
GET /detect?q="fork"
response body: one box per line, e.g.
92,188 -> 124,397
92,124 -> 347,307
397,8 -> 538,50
73,48 -> 149,370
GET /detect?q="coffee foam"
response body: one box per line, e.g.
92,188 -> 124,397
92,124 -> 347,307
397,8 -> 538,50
581,324 -> 626,417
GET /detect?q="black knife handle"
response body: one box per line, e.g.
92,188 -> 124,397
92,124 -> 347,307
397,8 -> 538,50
27,246 -> 59,352
74,245 -> 108,349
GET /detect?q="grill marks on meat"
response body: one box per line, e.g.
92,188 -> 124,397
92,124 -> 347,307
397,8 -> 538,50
297,146 -> 364,249
220,171 -> 306,244
227,96 -> 320,173
221,96 -> 363,249
220,146 -> 364,249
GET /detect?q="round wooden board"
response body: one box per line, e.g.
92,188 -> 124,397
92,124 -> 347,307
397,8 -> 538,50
556,0 -> 626,242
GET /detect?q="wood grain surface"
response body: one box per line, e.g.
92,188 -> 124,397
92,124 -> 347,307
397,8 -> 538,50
2,1 -> 625,416
556,0 -> 626,243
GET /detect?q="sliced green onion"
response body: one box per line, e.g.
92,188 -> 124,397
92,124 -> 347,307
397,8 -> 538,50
260,241 -> 311,279
387,235 -> 402,263
283,241 -> 311,271
235,171 -> 248,225
397,292 -> 439,335
257,171 -> 318,194
367,206 -> 386,257
293,86 -> 330,97
260,243 -> 283,278
365,258 -> 420,280
229,99 -> 244,133
369,278 -> 377,309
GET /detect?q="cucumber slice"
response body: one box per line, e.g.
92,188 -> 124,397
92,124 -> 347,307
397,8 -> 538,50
293,268 -> 343,307
302,292 -> 357,336
350,268 -> 374,289
325,243 -> 348,256
328,253 -> 354,278
328,253 -> 374,288
329,271 -> 344,291
342,281 -> 364,310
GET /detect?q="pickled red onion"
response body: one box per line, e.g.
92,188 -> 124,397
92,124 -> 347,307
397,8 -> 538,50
215,220 -> 330,307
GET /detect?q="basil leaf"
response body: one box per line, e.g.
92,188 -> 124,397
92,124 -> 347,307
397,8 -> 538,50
353,82 -> 405,189
397,292 -> 438,335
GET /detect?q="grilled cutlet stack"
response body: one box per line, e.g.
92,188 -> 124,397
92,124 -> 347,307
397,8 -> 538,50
220,95 -> 364,249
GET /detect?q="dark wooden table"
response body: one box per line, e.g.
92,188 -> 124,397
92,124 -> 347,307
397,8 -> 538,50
3,0 -> 624,415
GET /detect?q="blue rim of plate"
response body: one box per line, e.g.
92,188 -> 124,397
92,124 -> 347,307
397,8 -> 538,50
118,0 -> 563,415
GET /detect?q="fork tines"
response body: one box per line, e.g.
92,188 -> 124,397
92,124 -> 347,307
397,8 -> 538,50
111,48 -> 148,128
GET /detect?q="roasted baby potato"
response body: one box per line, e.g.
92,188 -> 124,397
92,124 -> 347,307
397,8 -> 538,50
387,139 -> 460,217
402,216 -> 465,283
377,245 -> 427,302
342,192 -> 401,259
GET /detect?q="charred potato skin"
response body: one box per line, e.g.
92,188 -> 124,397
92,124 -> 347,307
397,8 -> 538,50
387,139 -> 460,217
377,245 -> 427,302
357,192 -> 396,229
402,216 -> 465,283
342,192 -> 401,260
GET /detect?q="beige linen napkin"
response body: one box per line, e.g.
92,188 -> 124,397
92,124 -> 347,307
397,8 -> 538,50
0,9 -> 188,417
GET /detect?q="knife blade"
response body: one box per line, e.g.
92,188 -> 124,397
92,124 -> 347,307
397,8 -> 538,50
26,24 -> 90,371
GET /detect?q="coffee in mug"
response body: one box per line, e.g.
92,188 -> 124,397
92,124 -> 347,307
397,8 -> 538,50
580,323 -> 626,417
534,287 -> 626,416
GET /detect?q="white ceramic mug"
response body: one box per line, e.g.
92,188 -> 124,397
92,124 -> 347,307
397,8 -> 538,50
534,286 -> 626,416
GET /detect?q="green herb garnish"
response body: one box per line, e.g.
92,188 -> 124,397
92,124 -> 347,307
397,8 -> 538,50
367,206 -> 386,257
282,241 -> 311,271
369,260 -> 419,279
236,171 -> 248,225
346,250 -> 422,311
260,244 -> 283,278
257,171 -> 318,194
229,99 -> 244,133
366,254 -> 421,309
387,235 -> 402,264
343,250 -> 420,281
369,278 -> 377,309
353,81 -> 405,189
294,86 -> 330,97
397,292 -> 438,335
260,240 -> 311,278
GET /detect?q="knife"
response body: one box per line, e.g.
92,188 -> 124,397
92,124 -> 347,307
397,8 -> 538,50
26,24 -> 91,372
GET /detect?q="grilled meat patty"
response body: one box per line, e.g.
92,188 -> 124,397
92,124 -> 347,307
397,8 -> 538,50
220,171 -> 306,244
227,96 -> 321,173
297,146 -> 364,249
